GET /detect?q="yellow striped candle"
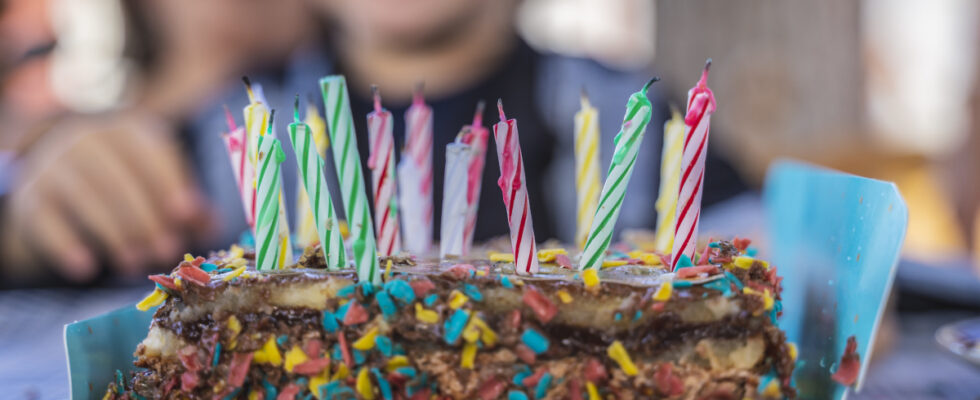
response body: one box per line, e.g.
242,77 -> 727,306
574,93 -> 602,248
653,109 -> 684,254
294,102 -> 330,248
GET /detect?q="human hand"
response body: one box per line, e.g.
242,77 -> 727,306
1,112 -> 211,283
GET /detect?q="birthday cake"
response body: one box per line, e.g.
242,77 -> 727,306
106,238 -> 796,400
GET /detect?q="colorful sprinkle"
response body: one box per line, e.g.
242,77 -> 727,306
337,284 -> 357,298
788,342 -> 798,361
508,391 -> 529,400
733,255 -> 768,269
582,268 -> 600,288
343,301 -> 369,325
423,293 -> 439,307
384,280 -> 416,304
353,326 -> 379,350
533,373 -> 552,399
375,335 -> 393,357
375,291 -> 397,319
556,290 -> 573,304
607,341 -> 637,376
136,288 -> 168,311
384,259 -> 393,282
675,254 -> 694,269
500,275 -> 515,289
461,342 -> 478,369
521,329 -> 549,354
371,368 -> 393,400
448,290 -> 470,309
489,252 -> 515,263
199,263 -> 218,272
385,355 -> 409,372
672,280 -> 693,288
284,345 -> 309,373
443,309 -> 470,344
585,382 -> 600,400
321,310 -> 339,333
414,303 -> 440,324
601,259 -> 628,268
743,287 -> 774,310
522,287 -> 558,323
409,278 -> 436,297
653,281 -> 672,301
222,266 -> 246,281
356,367 -> 375,400
537,248 -> 567,262
462,283 -> 484,302
253,337 -> 283,366
513,366 -> 532,385
261,379 -> 278,400
212,343 -> 222,367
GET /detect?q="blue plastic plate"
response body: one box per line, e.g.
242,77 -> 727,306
64,304 -> 155,400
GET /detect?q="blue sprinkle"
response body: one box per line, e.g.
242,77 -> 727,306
262,379 -> 277,400
500,275 -> 515,289
384,280 -> 416,304
463,284 -> 483,302
443,309 -> 469,344
724,271 -> 744,290
708,241 -> 721,248
238,230 -> 255,247
757,372 -> 779,394
704,278 -> 734,297
337,284 -> 357,298
334,302 -> 351,322
301,394 -> 313,400
295,377 -> 309,388
216,268 -> 233,274
469,269 -> 476,278
508,391 -> 529,400
534,373 -> 552,399
222,388 -> 242,400
675,254 -> 694,269
611,250 -> 629,259
573,274 -> 580,280
614,313 -> 622,321
276,335 -> 289,347
212,343 -> 222,367
423,293 -> 439,307
353,349 -> 366,365
513,365 -> 532,385
332,344 -> 342,362
375,335 -> 394,357
321,310 -> 339,333
360,281 -> 377,297
672,280 -> 693,288
746,246 -> 759,257
521,329 -> 549,354
633,310 -> 642,321
372,368 -> 394,400
376,291 -> 397,319
394,366 -> 416,378
393,343 -> 406,355
200,263 -> 218,272
115,369 -> 124,391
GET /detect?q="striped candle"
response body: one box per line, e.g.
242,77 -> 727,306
255,135 -> 286,271
220,106 -> 256,229
366,87 -> 401,256
440,141 -> 474,259
397,85 -> 434,254
289,97 -> 347,270
671,60 -> 716,271
294,101 -> 330,248
492,100 -> 539,275
574,93 -> 602,249
579,78 -> 658,271
320,75 -> 380,283
460,102 -> 488,255
653,109 -> 685,254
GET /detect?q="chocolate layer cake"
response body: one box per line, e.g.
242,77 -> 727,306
107,239 -> 796,399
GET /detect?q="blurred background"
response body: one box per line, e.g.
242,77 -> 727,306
1,0 -> 979,398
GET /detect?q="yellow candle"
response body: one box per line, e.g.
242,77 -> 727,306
653,108 -> 684,254
574,93 -> 602,248
294,103 -> 330,248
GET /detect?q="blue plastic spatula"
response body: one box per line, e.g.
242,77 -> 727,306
763,160 -> 908,399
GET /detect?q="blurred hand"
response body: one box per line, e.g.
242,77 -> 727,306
1,112 -> 210,283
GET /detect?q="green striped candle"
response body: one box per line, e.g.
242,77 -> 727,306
579,78 -> 658,271
289,97 -> 347,270
320,75 -> 380,283
255,135 -> 286,271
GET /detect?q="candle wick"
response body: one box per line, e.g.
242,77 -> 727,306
642,77 -> 661,93
472,100 -> 485,127
371,85 -> 382,113
242,76 -> 254,102
698,58 -> 712,86
222,104 -> 237,131
496,98 -> 507,121
293,95 -> 301,123
413,81 -> 425,106
267,109 -> 276,135
580,87 -> 590,109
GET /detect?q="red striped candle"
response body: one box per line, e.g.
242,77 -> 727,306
492,99 -> 539,275
398,85 -> 434,254
221,106 -> 256,229
671,59 -> 717,271
460,101 -> 488,255
367,87 -> 401,256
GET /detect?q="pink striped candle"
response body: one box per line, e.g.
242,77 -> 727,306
460,101 -> 488,255
397,85 -> 434,254
367,87 -> 401,256
492,99 -> 539,275
221,106 -> 256,229
671,59 -> 717,271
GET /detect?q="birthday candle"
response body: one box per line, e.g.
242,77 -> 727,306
653,109 -> 684,254
220,106 -> 256,229
460,102 -> 488,255
397,85 -> 434,254
288,97 -> 347,270
367,87 -> 401,256
255,135 -> 286,271
492,100 -> 539,275
574,92 -> 602,249
441,140 -> 474,259
320,75 -> 380,283
294,102 -> 330,249
671,60 -> 716,271
579,78 -> 658,271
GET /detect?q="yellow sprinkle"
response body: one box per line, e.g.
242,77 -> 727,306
227,316 -> 242,336
102,389 -> 113,400
309,368 -> 329,399
184,253 -> 195,262
557,290 -> 573,304
228,258 -> 248,268
415,303 -> 440,324
284,345 -> 309,373
448,290 -> 469,309
247,389 -> 261,400
537,248 -> 568,262
586,381 -> 601,400
466,316 -> 498,347
733,256 -> 768,269
761,379 -> 781,397
356,367 -> 375,400
353,327 -> 379,350
136,289 -> 168,311
386,355 -> 409,372
338,220 -> 350,239
511,277 -> 525,286
631,252 -> 662,266
788,342 -> 798,361
460,342 -> 478,369
253,337 -> 282,366
223,266 -> 246,281
174,277 -> 183,289
653,281 -> 672,301
384,259 -> 393,282
475,270 -> 488,277
602,259 -> 628,268
583,268 -> 600,288
462,321 -> 481,343
489,252 -> 515,263
743,287 -> 774,310
230,244 -> 245,259
607,341 -> 638,376
331,363 -> 349,380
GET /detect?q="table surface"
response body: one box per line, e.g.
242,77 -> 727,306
0,286 -> 977,400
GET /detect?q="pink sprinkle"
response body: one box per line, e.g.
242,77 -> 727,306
343,301 -> 369,325
515,344 -> 536,365
293,358 -> 330,375
477,376 -> 506,400
554,254 -> 573,269
162,376 -> 177,396
338,331 -> 354,367
178,345 -> 202,372
180,371 -> 199,392
567,379 -> 583,400
277,384 -> 301,400
228,353 -> 252,388
654,363 -> 684,396
733,237 -> 751,251
304,339 -> 323,359
651,302 -> 666,312
522,287 -> 558,324
521,367 -> 547,388
148,274 -> 177,291
583,358 -> 607,382
446,264 -> 476,280
509,310 -> 522,330
410,278 -> 436,297
192,256 -> 206,267
409,388 -> 431,400
676,265 -> 719,279
831,336 -> 861,386
176,262 -> 210,286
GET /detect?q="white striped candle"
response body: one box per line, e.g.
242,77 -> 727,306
492,100 -> 539,275
440,141 -> 474,259
574,93 -> 602,249
460,101 -> 488,255
220,106 -> 256,229
671,60 -> 716,271
397,86 -> 434,254
367,87 -> 401,256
